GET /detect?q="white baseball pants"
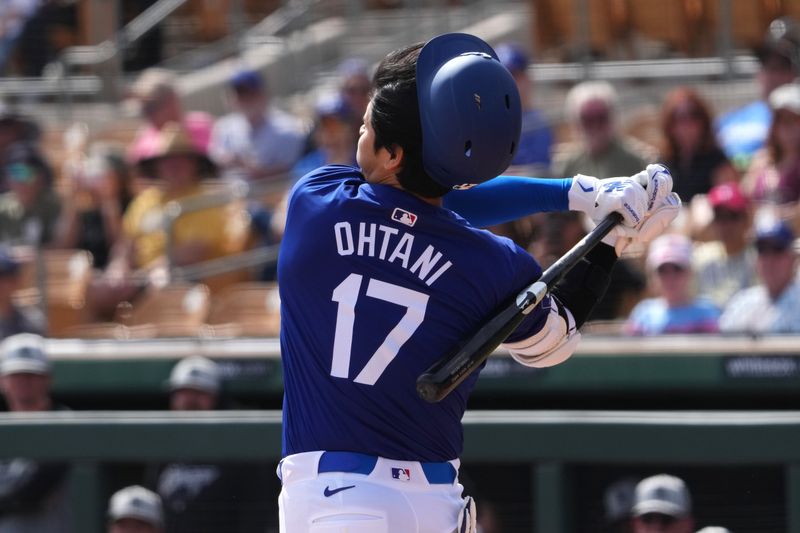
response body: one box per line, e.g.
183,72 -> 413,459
278,451 -> 472,532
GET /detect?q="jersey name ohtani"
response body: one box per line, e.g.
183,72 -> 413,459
333,221 -> 453,287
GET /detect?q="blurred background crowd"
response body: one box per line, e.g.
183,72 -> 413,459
0,0 -> 800,532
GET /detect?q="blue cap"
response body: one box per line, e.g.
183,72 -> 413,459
416,33 -> 521,189
0,246 -> 19,277
229,69 -> 263,91
315,93 -> 351,120
755,218 -> 795,249
496,43 -> 529,73
337,57 -> 369,78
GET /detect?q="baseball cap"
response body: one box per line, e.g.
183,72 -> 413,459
708,182 -> 749,213
696,528 -> 732,533
168,356 -> 220,394
769,82 -> 800,113
315,93 -> 351,121
108,485 -> 163,527
757,17 -> 800,71
0,246 -> 20,277
0,333 -> 49,376
229,69 -> 263,91
632,474 -> 692,518
495,43 -> 529,73
646,234 -> 693,271
754,218 -> 795,250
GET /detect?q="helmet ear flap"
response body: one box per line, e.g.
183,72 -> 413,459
416,34 -> 522,190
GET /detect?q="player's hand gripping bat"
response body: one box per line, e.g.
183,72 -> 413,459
415,212 -> 623,403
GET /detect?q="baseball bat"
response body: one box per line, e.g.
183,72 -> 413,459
416,211 -> 623,403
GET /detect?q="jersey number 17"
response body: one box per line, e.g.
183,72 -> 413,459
330,273 -> 429,385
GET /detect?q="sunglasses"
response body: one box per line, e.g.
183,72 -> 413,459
713,209 -> 745,222
579,111 -> 610,128
672,108 -> 703,122
639,513 -> 678,526
5,162 -> 36,183
656,263 -> 687,276
756,242 -> 790,255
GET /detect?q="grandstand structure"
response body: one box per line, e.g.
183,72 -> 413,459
2,1 -> 800,532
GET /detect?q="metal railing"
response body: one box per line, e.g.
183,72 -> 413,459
161,177 -> 290,284
1,409 -> 798,532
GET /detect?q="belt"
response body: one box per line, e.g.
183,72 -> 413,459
317,451 -> 457,485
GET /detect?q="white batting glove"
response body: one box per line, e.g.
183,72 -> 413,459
568,175 -> 648,227
606,192 -> 683,255
457,495 -> 477,533
631,163 -> 674,211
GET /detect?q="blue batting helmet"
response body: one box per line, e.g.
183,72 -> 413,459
416,33 -> 521,189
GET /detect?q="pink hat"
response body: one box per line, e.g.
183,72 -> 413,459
708,182 -> 748,212
646,234 -> 693,271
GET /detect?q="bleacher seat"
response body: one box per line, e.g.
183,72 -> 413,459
204,282 -> 280,337
15,249 -> 93,337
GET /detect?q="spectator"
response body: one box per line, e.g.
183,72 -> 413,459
148,356 -> 272,533
631,474 -> 694,533
625,234 -> 720,335
693,183 -> 757,308
743,82 -> 800,205
209,69 -> 307,182
720,217 -> 800,333
717,17 -> 800,171
660,87 -> 737,203
92,124 -> 245,319
0,102 -> 40,173
336,57 -> 372,130
496,42 -> 554,175
107,485 -> 164,533
13,1 -> 77,77
0,0 -> 39,74
291,93 -> 358,182
0,143 -> 60,245
0,333 -> 71,532
556,81 -> 654,179
56,147 -> 134,268
127,69 -> 214,174
0,246 -> 44,339
117,123 -> 241,271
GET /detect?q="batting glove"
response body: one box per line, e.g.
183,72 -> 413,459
568,175 -> 649,227
457,495 -> 477,533
631,163 -> 674,211
604,192 -> 683,255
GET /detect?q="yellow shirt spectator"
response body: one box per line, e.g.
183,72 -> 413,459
123,185 -> 241,269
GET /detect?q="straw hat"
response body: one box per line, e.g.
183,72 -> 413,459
136,122 -> 216,178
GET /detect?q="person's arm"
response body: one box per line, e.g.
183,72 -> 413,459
443,164 -> 673,231
443,176 -> 571,227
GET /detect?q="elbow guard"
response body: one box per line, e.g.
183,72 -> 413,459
550,242 -> 617,328
502,296 -> 581,368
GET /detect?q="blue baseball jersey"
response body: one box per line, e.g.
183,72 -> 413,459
278,165 -> 550,462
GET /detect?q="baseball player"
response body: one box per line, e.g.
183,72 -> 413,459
277,33 -> 680,532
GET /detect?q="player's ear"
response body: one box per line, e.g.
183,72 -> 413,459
383,144 -> 404,173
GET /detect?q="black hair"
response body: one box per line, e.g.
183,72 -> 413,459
370,42 -> 450,198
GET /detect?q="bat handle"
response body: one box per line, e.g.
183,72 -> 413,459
416,379 -> 440,403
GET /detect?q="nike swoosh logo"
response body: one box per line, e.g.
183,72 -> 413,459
324,485 -> 356,497
578,181 -> 594,192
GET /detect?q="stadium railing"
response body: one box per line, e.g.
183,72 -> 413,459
3,409 -> 799,532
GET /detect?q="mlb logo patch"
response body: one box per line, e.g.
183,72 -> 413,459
391,468 -> 411,481
391,208 -> 417,227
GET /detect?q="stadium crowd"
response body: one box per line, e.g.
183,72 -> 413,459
0,6 -> 799,533
1,23 -> 800,339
